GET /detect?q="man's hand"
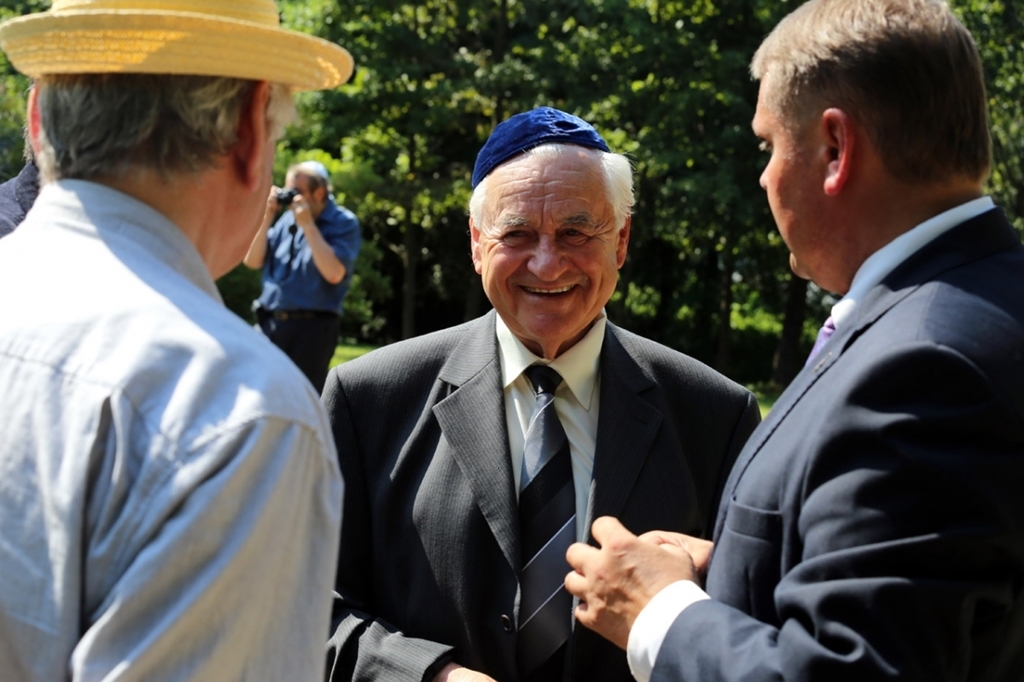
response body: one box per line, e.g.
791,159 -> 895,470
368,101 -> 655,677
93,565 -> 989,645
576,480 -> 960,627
564,517 -> 700,649
637,530 -> 714,583
430,663 -> 497,682
288,193 -> 318,234
243,186 -> 281,269
265,185 -> 281,218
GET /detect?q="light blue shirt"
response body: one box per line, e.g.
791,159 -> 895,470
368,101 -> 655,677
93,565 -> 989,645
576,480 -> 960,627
257,197 -> 361,313
0,181 -> 344,681
830,196 -> 995,329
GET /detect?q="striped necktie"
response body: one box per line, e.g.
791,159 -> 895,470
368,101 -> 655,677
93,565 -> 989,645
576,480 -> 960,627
517,365 -> 575,682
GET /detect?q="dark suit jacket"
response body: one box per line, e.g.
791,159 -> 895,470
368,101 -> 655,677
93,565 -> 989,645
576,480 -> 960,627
0,161 -> 39,239
653,208 -> 1024,681
323,312 -> 760,682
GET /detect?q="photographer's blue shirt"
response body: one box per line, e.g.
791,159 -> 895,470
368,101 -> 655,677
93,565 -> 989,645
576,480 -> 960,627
257,196 -> 361,313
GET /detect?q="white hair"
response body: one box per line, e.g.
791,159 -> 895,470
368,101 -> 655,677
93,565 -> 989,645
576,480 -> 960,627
469,143 -> 633,230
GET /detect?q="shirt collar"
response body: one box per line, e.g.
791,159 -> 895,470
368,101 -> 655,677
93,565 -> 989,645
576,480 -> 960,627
40,180 -> 222,303
831,196 -> 994,329
496,312 -> 606,410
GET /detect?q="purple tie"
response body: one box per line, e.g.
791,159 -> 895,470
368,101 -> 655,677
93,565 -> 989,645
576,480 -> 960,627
805,315 -> 836,367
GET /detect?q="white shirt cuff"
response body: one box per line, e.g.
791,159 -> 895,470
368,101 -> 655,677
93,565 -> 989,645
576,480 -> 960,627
626,580 -> 710,682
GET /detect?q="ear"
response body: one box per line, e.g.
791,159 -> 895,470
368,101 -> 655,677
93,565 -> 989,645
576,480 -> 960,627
469,216 -> 483,274
27,85 -> 42,158
233,81 -> 273,192
615,215 -> 631,269
821,108 -> 854,196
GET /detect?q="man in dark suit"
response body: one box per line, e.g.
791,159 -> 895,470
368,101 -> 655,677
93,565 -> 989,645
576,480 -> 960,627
323,107 -> 761,682
564,1 -> 1024,680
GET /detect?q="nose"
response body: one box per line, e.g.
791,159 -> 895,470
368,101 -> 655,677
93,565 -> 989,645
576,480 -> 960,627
527,234 -> 567,280
759,166 -> 768,190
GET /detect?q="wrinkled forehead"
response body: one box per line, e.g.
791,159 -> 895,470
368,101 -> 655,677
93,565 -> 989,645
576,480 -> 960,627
286,171 -> 313,191
482,150 -> 610,224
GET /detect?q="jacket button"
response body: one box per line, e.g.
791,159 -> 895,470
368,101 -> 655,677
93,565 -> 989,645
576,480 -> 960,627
500,615 -> 513,633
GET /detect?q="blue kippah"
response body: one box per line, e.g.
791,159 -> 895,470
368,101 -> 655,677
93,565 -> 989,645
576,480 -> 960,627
471,107 -> 611,188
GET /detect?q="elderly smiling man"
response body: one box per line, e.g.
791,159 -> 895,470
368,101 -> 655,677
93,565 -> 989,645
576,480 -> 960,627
322,107 -> 760,682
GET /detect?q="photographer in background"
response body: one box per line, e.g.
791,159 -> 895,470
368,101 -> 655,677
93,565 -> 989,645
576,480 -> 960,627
244,160 -> 361,393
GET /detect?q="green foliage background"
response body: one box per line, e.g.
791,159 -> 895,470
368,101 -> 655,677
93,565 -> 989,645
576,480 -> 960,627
2,0 -> 1021,385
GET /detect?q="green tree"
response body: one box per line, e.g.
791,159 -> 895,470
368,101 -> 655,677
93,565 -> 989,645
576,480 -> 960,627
4,0 -> 1021,388
953,0 -> 1024,234
0,1 -> 45,181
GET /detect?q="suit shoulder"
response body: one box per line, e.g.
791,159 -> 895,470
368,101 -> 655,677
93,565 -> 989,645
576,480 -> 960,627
330,317 -> 486,385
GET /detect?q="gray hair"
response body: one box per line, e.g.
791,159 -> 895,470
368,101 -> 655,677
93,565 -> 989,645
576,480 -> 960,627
34,74 -> 296,182
288,160 -> 333,195
751,0 -> 990,184
469,143 -> 633,231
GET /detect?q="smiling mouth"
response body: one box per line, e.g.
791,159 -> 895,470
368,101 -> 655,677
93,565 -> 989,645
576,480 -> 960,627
522,285 -> 574,295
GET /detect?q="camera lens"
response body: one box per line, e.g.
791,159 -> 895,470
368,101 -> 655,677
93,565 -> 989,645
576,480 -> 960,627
277,188 -> 300,206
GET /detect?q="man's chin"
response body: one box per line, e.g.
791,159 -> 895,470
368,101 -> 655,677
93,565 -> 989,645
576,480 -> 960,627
789,253 -> 812,281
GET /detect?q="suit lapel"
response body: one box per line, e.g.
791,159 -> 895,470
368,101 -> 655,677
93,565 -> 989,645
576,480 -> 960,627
434,311 -> 520,572
583,324 -> 663,540
712,208 -> 1020,541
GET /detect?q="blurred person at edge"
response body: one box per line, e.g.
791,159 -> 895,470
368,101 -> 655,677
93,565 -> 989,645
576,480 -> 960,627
0,0 -> 353,679
0,129 -> 39,238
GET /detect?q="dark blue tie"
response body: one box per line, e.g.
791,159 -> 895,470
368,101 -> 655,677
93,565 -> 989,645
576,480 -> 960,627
517,365 -> 575,681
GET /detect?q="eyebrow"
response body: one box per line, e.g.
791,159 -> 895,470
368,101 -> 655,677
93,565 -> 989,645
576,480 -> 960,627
493,212 -> 600,230
497,215 -> 531,228
562,213 -> 597,227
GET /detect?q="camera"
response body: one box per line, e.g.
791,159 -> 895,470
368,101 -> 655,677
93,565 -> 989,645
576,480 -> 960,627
276,188 -> 301,206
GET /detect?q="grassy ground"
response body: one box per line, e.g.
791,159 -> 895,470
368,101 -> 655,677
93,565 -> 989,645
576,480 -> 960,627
749,383 -> 782,418
329,343 -> 377,368
330,342 -> 781,416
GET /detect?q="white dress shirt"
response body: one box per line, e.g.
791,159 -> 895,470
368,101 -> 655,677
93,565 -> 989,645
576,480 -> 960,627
496,313 -> 606,541
625,195 -> 996,682
0,181 -> 344,681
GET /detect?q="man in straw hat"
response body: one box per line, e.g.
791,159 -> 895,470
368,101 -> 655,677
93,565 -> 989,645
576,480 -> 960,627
0,2 -> 353,680
564,0 -> 1024,680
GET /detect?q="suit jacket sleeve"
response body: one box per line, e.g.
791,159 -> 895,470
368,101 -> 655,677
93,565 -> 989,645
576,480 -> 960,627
653,343 -> 1024,681
323,369 -> 455,682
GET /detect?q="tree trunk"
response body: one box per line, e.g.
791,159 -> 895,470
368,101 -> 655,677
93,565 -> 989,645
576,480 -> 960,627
713,242 -> 735,375
770,273 -> 809,386
400,217 -> 419,340
401,135 -> 419,340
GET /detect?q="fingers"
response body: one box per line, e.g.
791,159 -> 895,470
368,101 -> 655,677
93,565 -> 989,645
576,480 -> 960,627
636,531 -> 713,578
637,529 -> 691,546
564,569 -> 585,601
265,185 -> 281,214
590,515 -> 629,546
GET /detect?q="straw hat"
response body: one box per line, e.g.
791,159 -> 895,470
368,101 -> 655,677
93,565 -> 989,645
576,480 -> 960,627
0,0 -> 354,91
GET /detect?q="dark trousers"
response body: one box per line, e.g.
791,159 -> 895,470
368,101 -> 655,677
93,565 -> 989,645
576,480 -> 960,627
257,311 -> 341,394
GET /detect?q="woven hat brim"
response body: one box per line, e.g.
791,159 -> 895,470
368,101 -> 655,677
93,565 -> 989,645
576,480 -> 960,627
0,11 -> 354,91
